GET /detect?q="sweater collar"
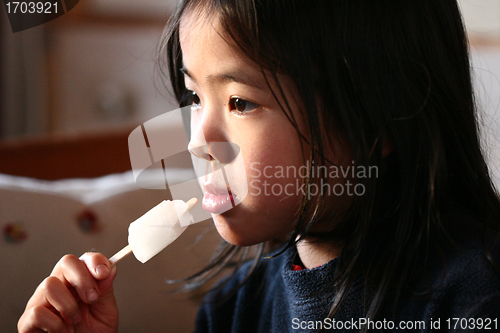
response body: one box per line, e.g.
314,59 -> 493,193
281,246 -> 339,299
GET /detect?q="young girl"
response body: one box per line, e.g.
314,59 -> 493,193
18,0 -> 500,332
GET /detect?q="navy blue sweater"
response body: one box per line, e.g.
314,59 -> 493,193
194,228 -> 500,332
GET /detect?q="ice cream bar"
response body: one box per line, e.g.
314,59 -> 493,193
109,198 -> 197,265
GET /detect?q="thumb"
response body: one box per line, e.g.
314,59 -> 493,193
79,252 -> 118,300
77,253 -> 119,329
96,265 -> 118,298
87,265 -> 119,330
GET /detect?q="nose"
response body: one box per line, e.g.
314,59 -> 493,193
188,133 -> 211,162
187,105 -> 224,162
187,106 -> 240,164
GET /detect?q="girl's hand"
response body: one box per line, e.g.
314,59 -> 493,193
18,252 -> 119,333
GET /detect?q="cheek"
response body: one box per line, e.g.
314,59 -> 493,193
212,113 -> 308,245
242,132 -> 305,204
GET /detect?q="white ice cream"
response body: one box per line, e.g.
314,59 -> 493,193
128,200 -> 194,263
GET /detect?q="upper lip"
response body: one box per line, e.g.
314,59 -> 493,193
203,180 -> 231,196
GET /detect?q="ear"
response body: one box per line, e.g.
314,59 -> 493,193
382,135 -> 393,158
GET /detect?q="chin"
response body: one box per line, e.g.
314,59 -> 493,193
211,213 -> 266,247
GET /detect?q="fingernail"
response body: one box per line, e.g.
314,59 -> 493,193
86,289 -> 98,303
95,264 -> 109,276
72,313 -> 82,325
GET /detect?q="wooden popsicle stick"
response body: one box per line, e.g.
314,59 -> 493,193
108,198 -> 198,266
185,197 -> 198,212
109,244 -> 132,266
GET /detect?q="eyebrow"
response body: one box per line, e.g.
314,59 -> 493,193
181,66 -> 267,90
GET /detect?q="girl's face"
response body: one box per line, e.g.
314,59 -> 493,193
180,14 -> 307,246
180,13 -> 349,246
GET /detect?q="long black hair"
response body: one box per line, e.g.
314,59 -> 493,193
158,0 -> 500,327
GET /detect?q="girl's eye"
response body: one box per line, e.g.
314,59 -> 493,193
181,90 -> 201,108
229,98 -> 259,113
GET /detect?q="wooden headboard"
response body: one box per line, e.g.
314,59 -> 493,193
0,128 -> 134,180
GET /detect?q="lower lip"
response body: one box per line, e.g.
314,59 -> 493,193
202,192 -> 234,214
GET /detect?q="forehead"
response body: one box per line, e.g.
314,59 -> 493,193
179,8 -> 218,46
179,10 -> 266,86
179,11 -> 241,63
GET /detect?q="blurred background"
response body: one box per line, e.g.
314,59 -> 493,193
1,0 -> 180,139
0,1 -> 499,332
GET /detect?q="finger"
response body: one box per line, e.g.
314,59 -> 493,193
80,252 -> 118,300
18,304 -> 66,333
42,276 -> 82,325
96,264 -> 118,301
79,252 -> 113,280
50,254 -> 100,304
